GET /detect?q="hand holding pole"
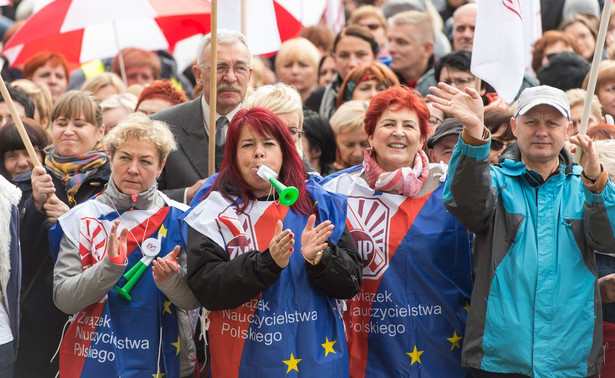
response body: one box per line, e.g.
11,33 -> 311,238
575,0 -> 612,163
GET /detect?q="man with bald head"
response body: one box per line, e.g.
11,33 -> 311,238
417,2 -> 537,97
452,3 -> 477,52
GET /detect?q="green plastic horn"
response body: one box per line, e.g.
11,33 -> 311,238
257,165 -> 298,206
114,260 -> 149,301
114,236 -> 161,301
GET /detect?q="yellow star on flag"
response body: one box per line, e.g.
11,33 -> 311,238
171,336 -> 181,355
158,224 -> 167,238
447,331 -> 463,350
332,306 -> 341,319
163,300 -> 172,314
152,370 -> 165,378
321,337 -> 337,357
406,346 -> 423,365
282,353 -> 302,374
464,301 -> 470,312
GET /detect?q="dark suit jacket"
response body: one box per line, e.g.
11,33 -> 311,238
152,96 -> 210,202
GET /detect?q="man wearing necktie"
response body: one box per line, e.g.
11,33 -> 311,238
215,116 -> 228,171
152,29 -> 252,204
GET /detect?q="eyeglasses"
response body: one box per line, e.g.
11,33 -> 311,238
442,76 -> 476,87
288,127 -> 305,139
198,63 -> 252,77
428,115 -> 443,127
359,23 -> 382,31
490,138 -> 512,151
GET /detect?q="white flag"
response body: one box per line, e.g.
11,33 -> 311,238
324,0 -> 345,35
218,0 -> 281,55
471,0 -> 541,103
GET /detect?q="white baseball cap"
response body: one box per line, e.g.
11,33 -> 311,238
514,85 -> 570,119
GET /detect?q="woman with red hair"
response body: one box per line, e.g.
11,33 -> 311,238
322,85 -> 473,377
23,52 -> 70,103
135,79 -> 188,115
336,61 -> 399,107
531,30 -> 582,74
183,107 -> 362,377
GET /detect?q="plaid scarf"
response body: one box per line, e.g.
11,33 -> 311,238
45,143 -> 109,206
363,147 -> 429,197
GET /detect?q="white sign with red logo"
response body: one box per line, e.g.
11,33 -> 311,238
347,197 -> 391,280
142,238 -> 161,257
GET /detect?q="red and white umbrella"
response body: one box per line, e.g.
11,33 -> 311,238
3,0 -> 339,71
3,0 -> 211,70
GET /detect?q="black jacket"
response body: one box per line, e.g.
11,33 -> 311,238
12,163 -> 110,378
187,224 -> 362,311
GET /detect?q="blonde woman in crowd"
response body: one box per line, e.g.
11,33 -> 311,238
11,79 -> 53,132
275,38 -> 321,103
348,5 -> 389,58
81,72 -> 127,102
583,60 -> 615,119
329,100 -> 370,171
565,88 -> 603,137
100,93 -> 138,132
243,83 -> 305,153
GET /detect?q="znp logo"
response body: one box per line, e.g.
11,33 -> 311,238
216,206 -> 255,260
347,197 -> 390,280
79,217 -> 109,267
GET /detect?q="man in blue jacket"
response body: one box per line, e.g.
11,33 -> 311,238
428,83 -> 615,377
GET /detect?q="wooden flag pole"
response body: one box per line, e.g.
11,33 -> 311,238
208,0 -> 218,177
575,0 -> 612,163
0,79 -> 41,166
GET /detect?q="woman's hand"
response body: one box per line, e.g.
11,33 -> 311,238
301,214 -> 334,262
427,82 -> 485,139
31,166 -> 55,211
43,195 -> 70,223
107,220 -> 127,265
268,220 -> 294,268
568,134 -> 602,181
152,246 -> 180,282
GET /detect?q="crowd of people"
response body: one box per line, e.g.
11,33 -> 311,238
1,0 -> 615,377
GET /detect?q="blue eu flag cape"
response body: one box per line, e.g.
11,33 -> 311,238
50,199 -> 186,378
323,165 -> 473,378
182,177 -> 350,377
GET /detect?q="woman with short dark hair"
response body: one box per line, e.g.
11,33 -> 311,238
0,118 -> 48,180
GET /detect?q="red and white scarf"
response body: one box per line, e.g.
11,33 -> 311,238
363,147 -> 429,197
